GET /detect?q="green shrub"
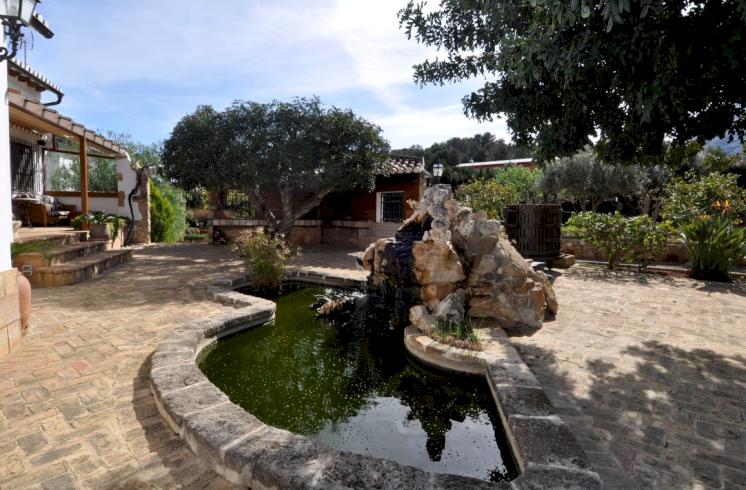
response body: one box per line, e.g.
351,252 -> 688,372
662,171 -> 746,226
455,167 -> 541,219
628,216 -> 670,271
455,179 -> 518,219
150,179 -> 187,243
235,231 -> 291,292
566,212 -> 637,270
680,216 -> 746,281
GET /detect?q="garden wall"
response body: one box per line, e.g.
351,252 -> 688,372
562,237 -> 690,263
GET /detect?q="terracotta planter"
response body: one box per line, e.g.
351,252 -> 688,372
16,271 -> 31,331
89,223 -> 111,240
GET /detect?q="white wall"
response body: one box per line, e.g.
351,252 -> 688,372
1,53 -> 12,270
8,75 -> 41,102
53,195 -> 119,215
117,157 -> 142,221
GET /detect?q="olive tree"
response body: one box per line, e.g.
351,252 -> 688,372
162,97 -> 391,235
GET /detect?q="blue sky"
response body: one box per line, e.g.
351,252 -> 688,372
23,0 -> 510,149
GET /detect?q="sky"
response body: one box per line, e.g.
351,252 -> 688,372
21,0 -> 511,149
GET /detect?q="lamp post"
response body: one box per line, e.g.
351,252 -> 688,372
432,162 -> 444,185
0,0 -> 39,62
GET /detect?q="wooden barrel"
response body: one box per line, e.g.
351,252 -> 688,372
503,204 -> 562,258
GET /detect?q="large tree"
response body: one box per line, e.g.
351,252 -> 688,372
399,1 -> 746,163
161,97 -> 391,235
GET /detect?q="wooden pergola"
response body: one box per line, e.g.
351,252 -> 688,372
7,91 -> 128,219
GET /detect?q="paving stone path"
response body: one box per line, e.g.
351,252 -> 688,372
511,266 -> 746,489
1,244 -> 744,489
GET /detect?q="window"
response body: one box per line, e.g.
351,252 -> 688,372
378,191 -> 404,223
10,141 -> 34,193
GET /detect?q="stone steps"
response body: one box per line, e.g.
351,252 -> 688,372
30,249 -> 134,287
17,241 -> 108,268
13,230 -> 88,247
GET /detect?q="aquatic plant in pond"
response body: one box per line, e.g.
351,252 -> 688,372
198,287 -> 518,482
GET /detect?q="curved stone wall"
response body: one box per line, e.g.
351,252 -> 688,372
149,276 -> 602,489
404,327 -> 602,489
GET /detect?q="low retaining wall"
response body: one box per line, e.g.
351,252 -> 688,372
150,276 -> 601,489
562,237 -> 690,263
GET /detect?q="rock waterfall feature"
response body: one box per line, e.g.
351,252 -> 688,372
362,185 -> 557,332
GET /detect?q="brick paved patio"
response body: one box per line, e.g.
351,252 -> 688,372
0,244 -> 744,488
511,266 -> 746,489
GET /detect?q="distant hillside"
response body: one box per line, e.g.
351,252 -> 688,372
706,135 -> 743,155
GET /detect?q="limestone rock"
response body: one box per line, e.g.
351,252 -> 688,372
365,184 -> 557,331
434,289 -> 467,326
412,239 -> 465,285
409,305 -> 435,334
420,283 -> 456,311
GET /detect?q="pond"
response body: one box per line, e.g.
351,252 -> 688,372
198,286 -> 518,483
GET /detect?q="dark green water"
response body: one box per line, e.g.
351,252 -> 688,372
198,287 -> 518,482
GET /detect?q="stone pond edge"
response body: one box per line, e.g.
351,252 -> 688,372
148,271 -> 602,489
404,326 -> 603,488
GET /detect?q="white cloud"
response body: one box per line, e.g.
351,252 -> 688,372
27,0 -> 507,147
375,104 -> 510,149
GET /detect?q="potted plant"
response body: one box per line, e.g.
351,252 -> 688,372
71,211 -> 129,242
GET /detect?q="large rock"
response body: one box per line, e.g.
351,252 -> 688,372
365,185 -> 557,331
412,239 -> 465,285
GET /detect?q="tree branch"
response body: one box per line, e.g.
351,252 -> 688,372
293,186 -> 336,221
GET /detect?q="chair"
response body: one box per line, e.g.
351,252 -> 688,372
27,196 -> 76,226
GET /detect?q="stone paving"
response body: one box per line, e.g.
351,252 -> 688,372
511,265 -> 746,489
1,244 -> 745,489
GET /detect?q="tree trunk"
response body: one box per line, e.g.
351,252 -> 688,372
273,186 -> 336,237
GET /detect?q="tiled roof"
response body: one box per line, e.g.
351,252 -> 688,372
8,92 -> 127,158
384,155 -> 427,175
8,60 -> 63,95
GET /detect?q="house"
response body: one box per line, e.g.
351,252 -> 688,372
456,157 -> 537,171
208,155 -> 429,248
7,59 -> 150,243
1,20 -> 150,357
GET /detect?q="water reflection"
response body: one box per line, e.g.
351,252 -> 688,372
199,287 -> 517,482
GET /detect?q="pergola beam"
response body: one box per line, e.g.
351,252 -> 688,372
79,135 -> 89,226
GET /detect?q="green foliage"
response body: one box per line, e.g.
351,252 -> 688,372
455,166 -> 542,218
492,167 -> 543,203
185,188 -> 209,209
105,131 -> 162,167
628,216 -> 669,271
235,231 -> 291,292
699,147 -> 743,174
566,212 -> 637,270
433,317 -> 481,350
661,172 -> 746,226
680,216 -> 746,281
162,97 -> 390,235
399,1 -> 746,162
48,157 -> 117,192
10,241 -> 55,260
394,132 -> 533,186
455,179 -> 518,220
150,179 -> 187,243
71,211 -> 130,243
538,150 -> 643,210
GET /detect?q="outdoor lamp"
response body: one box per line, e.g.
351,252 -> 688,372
432,162 -> 444,185
0,0 -> 39,61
